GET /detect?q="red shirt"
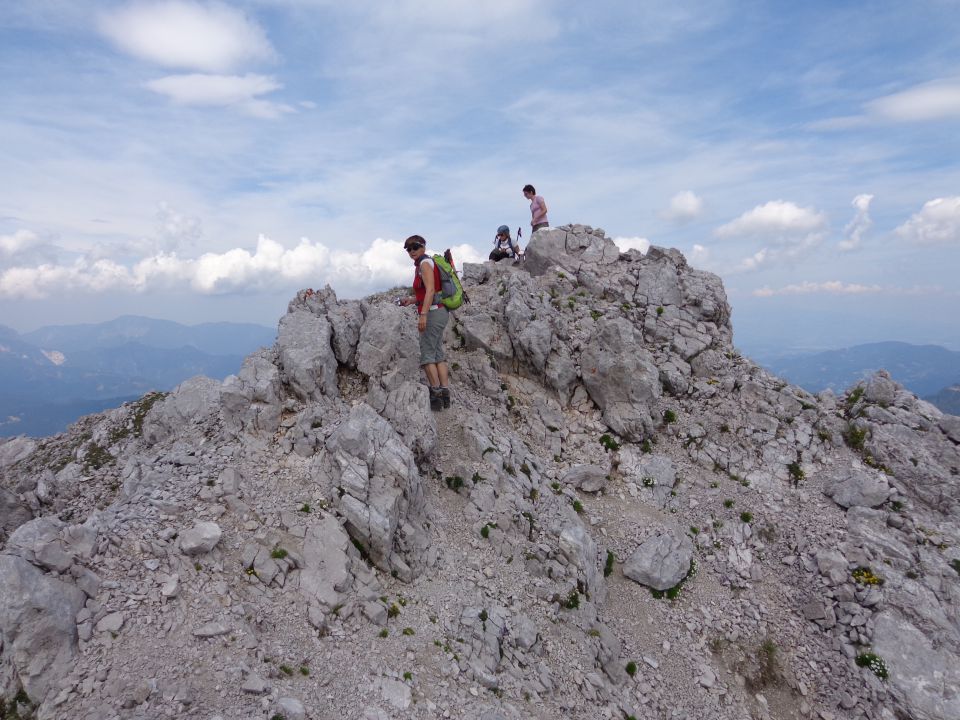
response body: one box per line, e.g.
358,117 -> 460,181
413,256 -> 441,313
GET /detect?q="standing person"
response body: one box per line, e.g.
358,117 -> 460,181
489,224 -> 522,263
399,235 -> 451,411
523,184 -> 549,232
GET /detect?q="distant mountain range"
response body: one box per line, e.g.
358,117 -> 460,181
749,341 -> 960,414
0,316 -> 275,437
925,385 -> 960,415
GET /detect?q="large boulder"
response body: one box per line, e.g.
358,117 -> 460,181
277,309 -> 339,402
580,318 -> 661,440
324,404 -> 431,582
623,530 -> 694,591
871,610 -> 960,720
0,554 -> 86,704
356,304 -> 420,393
298,514 -> 354,612
558,524 -> 606,603
302,286 -> 364,368
523,226 -> 620,277
823,466 -> 891,509
142,376 -> 222,443
221,349 -> 283,438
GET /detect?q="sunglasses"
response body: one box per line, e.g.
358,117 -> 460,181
405,244 -> 423,253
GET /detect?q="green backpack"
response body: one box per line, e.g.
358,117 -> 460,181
433,250 -> 469,310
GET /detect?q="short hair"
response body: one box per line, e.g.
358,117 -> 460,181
404,234 -> 426,250
522,184 -> 536,194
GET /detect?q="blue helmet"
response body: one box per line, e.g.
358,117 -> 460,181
496,225 -> 510,235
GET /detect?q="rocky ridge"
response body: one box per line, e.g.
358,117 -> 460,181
1,224 -> 958,720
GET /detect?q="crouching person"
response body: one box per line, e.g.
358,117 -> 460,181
400,235 -> 451,411
489,225 -> 522,264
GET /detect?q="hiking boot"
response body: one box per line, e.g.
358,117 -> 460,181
429,387 -> 443,412
440,387 -> 451,409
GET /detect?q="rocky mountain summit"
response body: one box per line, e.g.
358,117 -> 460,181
1,224 -> 958,720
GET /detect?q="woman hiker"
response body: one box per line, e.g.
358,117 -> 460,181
398,234 -> 451,411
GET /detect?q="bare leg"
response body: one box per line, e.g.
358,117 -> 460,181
437,362 -> 449,387
423,363 -> 440,387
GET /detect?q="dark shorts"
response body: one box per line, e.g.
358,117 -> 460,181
532,222 -> 549,232
489,248 -> 514,262
419,306 -> 449,365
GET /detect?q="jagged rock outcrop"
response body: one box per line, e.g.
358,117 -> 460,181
321,404 -> 431,582
0,223 -> 956,720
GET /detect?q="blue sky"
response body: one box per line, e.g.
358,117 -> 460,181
1,0 -> 959,351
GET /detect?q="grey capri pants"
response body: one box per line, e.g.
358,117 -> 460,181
419,306 -> 449,365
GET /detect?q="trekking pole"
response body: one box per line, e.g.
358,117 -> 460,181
517,227 -> 524,261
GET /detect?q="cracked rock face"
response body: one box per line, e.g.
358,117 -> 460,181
324,404 -> 431,582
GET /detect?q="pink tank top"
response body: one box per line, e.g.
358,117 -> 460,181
530,195 -> 548,225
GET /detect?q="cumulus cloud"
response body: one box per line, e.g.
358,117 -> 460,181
662,190 -> 704,222
895,196 -> 960,245
716,200 -> 827,239
0,235 -> 484,300
839,193 -> 874,251
716,200 -> 828,272
145,73 -> 292,117
613,236 -> 650,254
98,1 -> 275,73
866,80 -> 960,123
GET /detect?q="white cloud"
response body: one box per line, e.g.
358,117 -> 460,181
839,193 -> 874,251
716,200 -> 827,238
613,236 -> 650,254
145,73 -> 292,117
0,229 -> 61,266
752,281 -> 881,297
0,229 -> 38,257
98,1 -> 275,73
716,200 -> 828,272
0,235 -> 484,299
750,281 -> 953,298
738,248 -> 769,271
866,81 -> 960,123
662,190 -> 704,222
689,243 -> 710,266
895,196 -> 960,245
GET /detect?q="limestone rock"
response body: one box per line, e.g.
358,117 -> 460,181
623,530 -> 694,591
179,521 -> 222,556
824,466 -> 891,509
581,318 -> 661,440
561,464 -> 607,493
872,610 -> 960,720
221,349 -> 283,437
142,376 -> 222,443
299,513 -> 353,611
0,486 -> 32,541
325,404 -> 430,581
0,554 -> 86,704
277,308 -> 339,401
